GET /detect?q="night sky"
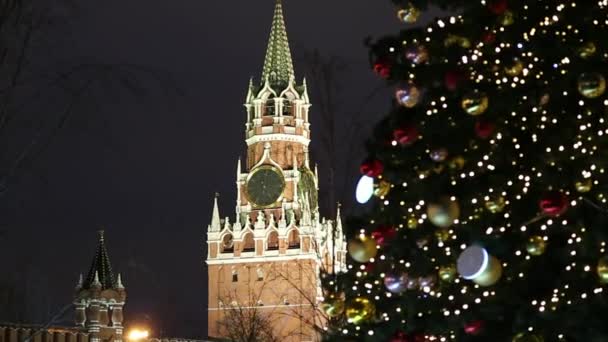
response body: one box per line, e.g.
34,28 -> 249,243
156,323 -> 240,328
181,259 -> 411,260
0,0 -> 436,338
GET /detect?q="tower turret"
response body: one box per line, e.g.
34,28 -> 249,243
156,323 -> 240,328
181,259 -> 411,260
74,231 -> 126,342
209,193 -> 221,233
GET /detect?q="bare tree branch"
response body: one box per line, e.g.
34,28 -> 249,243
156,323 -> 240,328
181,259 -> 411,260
298,49 -> 388,216
216,282 -> 281,342
0,0 -> 181,198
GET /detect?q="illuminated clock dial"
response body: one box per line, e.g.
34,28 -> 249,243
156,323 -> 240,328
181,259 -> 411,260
246,166 -> 285,207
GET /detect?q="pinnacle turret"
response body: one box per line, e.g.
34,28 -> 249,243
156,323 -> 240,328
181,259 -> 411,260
116,273 -> 125,289
261,0 -> 295,89
335,203 -> 343,240
92,271 -> 101,288
75,273 -> 83,290
210,193 -> 221,232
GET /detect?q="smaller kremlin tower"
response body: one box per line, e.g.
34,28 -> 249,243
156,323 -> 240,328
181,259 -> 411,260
74,231 -> 126,342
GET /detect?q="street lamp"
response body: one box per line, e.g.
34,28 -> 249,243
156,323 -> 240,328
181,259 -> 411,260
126,328 -> 150,341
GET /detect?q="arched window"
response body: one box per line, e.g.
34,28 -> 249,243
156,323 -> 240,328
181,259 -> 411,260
267,231 -> 279,251
282,99 -> 292,116
264,99 -> 275,116
221,234 -> 234,253
242,233 -> 255,252
287,229 -> 300,249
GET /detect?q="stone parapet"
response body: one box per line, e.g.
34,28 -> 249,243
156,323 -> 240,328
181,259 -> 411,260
0,324 -> 89,342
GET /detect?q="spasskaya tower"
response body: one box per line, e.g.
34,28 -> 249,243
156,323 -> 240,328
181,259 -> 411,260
204,1 -> 346,341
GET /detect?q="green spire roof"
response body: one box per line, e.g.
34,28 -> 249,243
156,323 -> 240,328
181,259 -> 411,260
83,230 -> 116,290
261,0 -> 295,89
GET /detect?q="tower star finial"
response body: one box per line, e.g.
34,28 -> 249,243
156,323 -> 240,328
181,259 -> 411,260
261,0 -> 295,89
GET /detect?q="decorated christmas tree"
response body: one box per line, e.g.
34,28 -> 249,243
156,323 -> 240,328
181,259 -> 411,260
323,0 -> 608,341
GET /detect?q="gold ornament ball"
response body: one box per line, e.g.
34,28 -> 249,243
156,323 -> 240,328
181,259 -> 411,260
448,156 -> 466,170
438,265 -> 457,283
374,180 -> 391,198
427,197 -> 460,228
578,73 -> 606,99
512,333 -> 544,342
474,255 -> 503,287
321,296 -> 345,318
435,229 -> 450,242
526,236 -> 547,256
407,216 -> 418,229
505,59 -> 524,77
444,34 -> 471,48
397,4 -> 420,24
458,246 -> 503,287
578,42 -> 597,59
461,92 -> 489,116
347,236 -> 377,263
597,256 -> 608,284
575,178 -> 593,193
345,297 -> 375,324
500,10 -> 515,26
485,196 -> 506,214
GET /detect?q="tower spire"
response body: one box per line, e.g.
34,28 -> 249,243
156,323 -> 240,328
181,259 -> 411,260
83,230 -> 116,290
261,0 -> 295,89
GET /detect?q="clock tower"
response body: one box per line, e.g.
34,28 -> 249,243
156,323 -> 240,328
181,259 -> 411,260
205,1 -> 346,341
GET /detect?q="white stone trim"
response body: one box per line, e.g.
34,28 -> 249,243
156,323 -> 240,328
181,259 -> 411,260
250,143 -> 284,171
264,250 -> 280,257
279,78 -> 301,100
239,251 -> 256,258
286,246 -> 303,254
206,253 -> 317,265
256,79 -> 277,101
245,133 -> 310,147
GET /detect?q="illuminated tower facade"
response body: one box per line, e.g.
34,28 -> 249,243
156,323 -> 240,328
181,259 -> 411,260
74,231 -> 126,342
205,1 -> 346,341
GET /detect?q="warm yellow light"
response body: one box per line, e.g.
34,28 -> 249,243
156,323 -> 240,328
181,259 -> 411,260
127,329 -> 149,341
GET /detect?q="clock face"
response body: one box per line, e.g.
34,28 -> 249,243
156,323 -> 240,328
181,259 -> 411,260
246,166 -> 285,207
